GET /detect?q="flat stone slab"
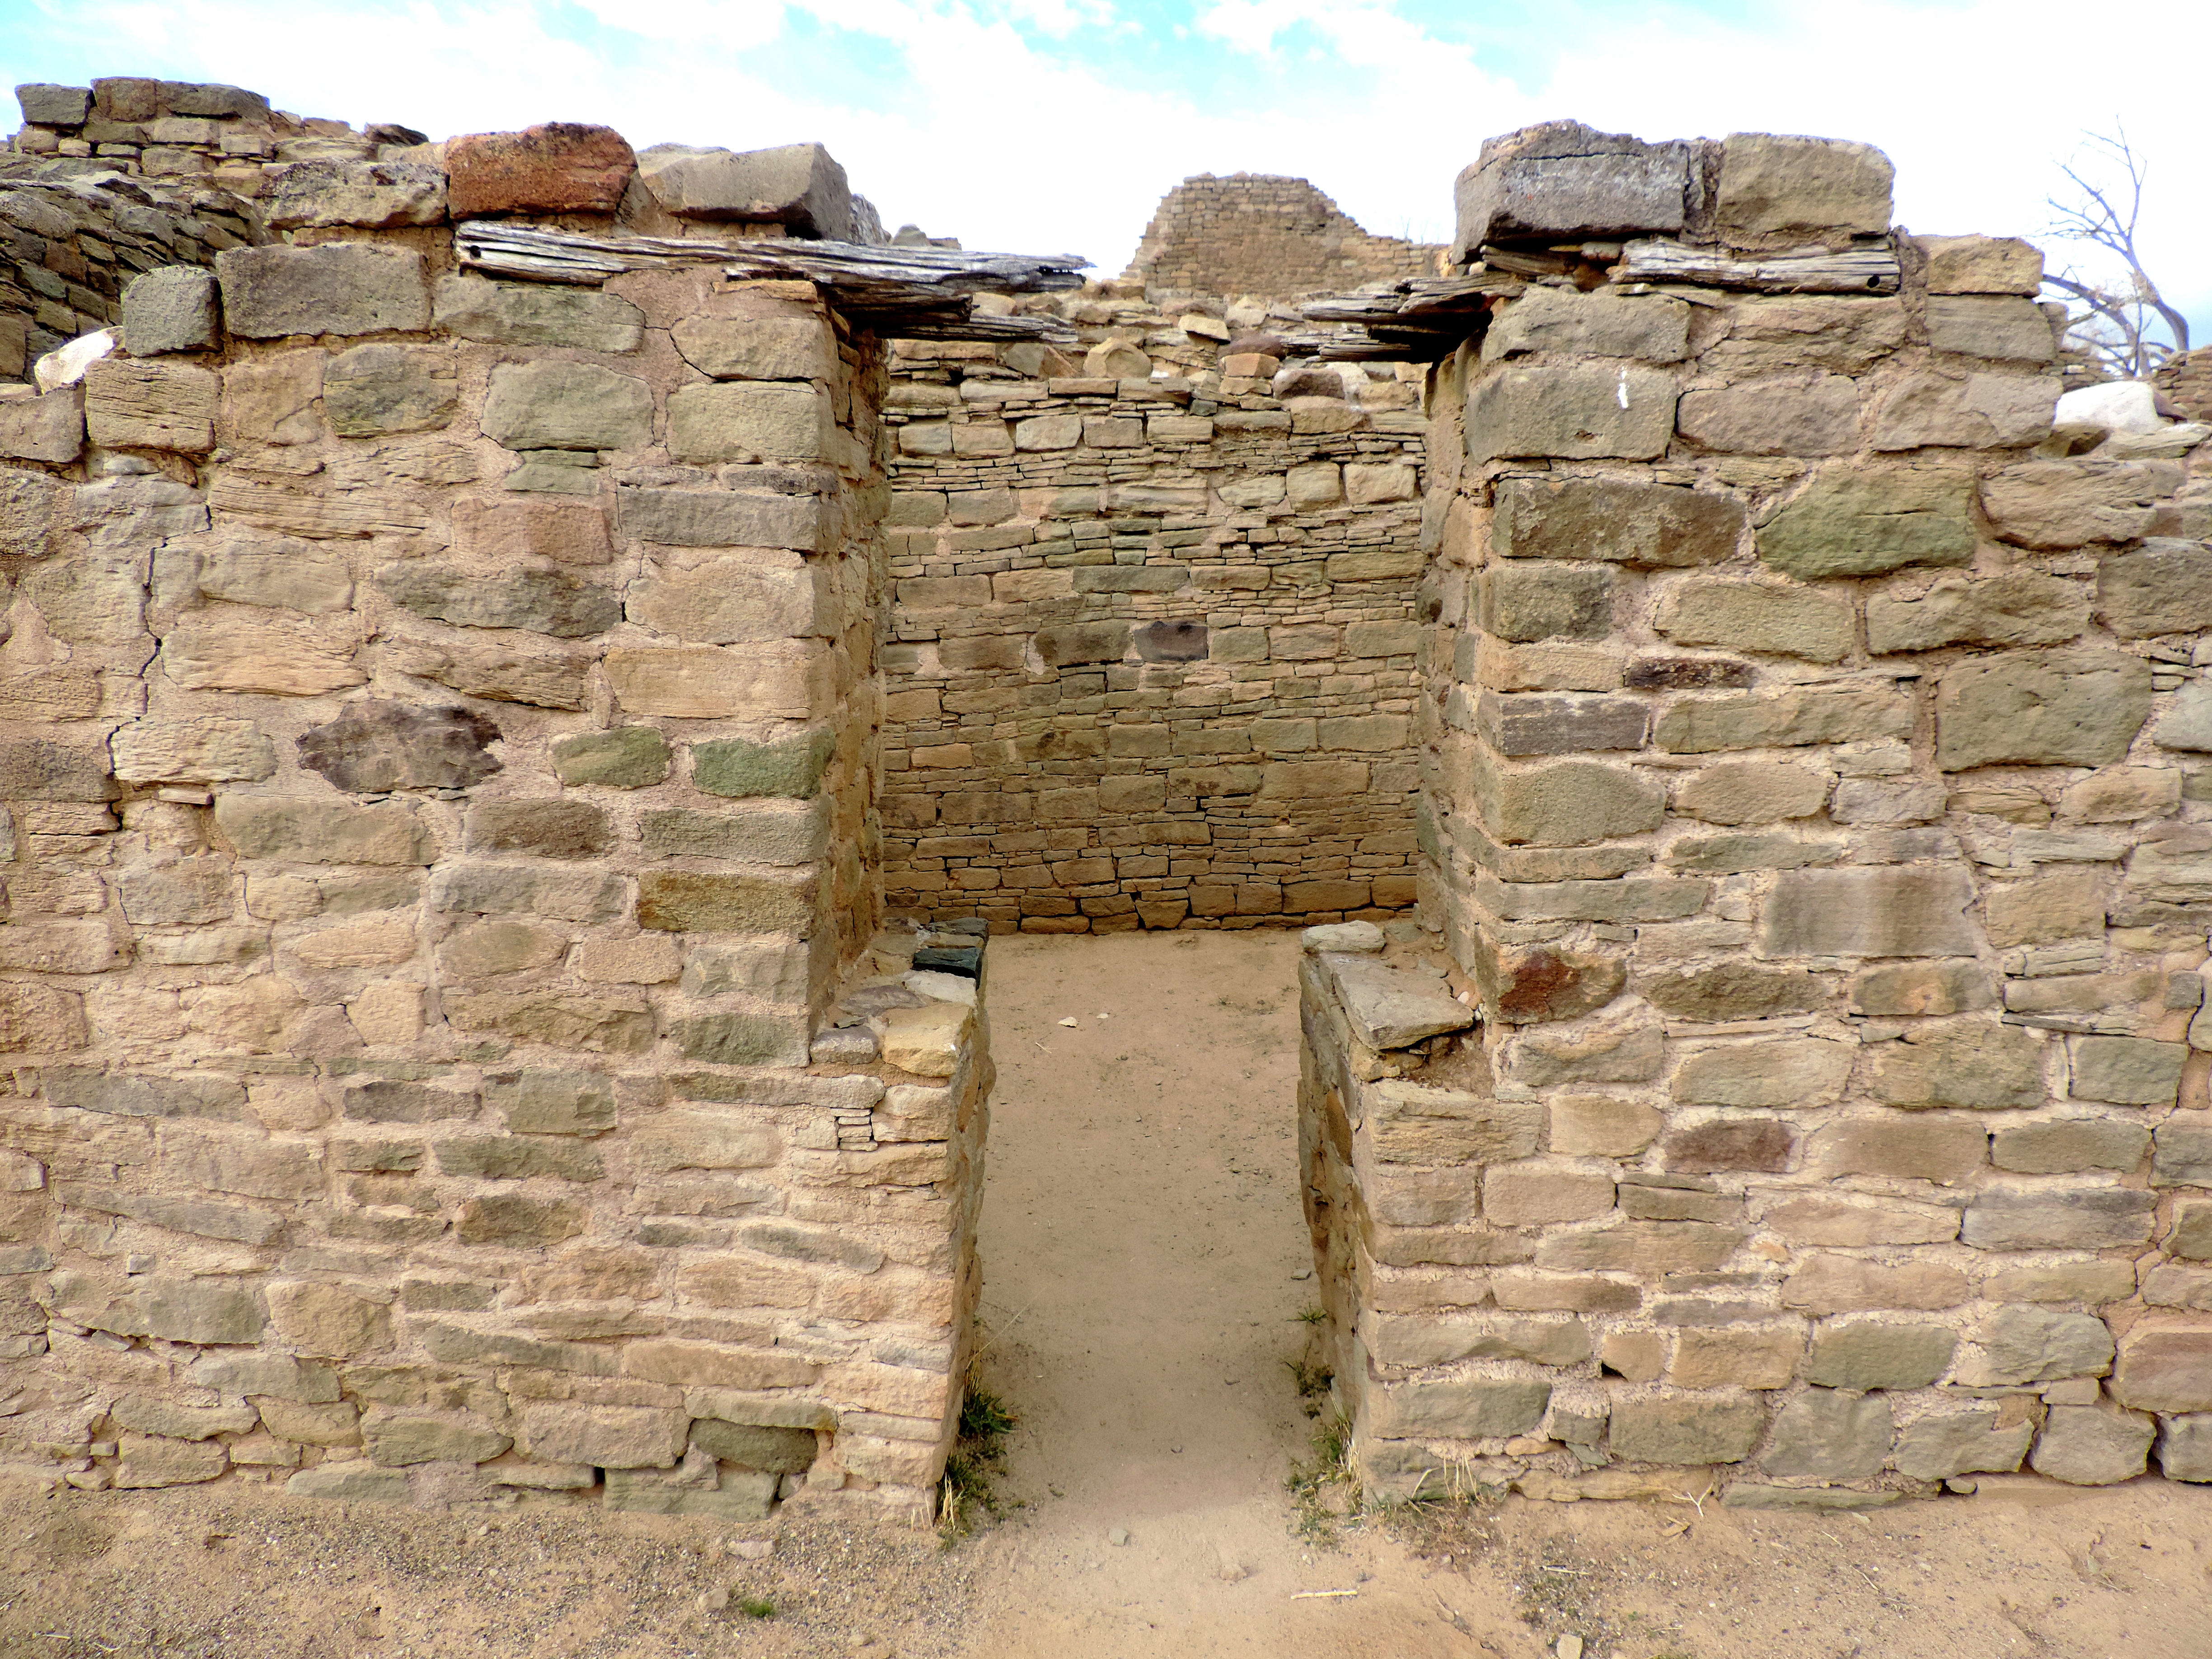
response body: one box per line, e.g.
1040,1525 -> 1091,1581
1323,953 -> 1476,1050
1721,1483 -> 1902,1511
1303,921 -> 1385,954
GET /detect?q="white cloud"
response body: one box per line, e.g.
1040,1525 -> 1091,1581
565,0 -> 788,50
6,0 -> 2208,332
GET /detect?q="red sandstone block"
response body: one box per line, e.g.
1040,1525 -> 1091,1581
447,123 -> 635,217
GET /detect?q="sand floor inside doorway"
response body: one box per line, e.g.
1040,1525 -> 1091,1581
953,928 -> 1479,1657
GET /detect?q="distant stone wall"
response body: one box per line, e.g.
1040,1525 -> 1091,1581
0,93 -> 995,1521
2157,347 -> 2212,424
1123,173 -> 1439,301
0,164 -> 262,385
0,75 -> 431,384
1308,123 -> 2212,1505
879,298 -> 1429,932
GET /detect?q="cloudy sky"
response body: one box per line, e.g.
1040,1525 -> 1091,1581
5,0 -> 2208,342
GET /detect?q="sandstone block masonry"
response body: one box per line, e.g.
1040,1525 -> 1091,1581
0,91 -> 1010,1520
9,74 -> 2211,1523
1303,123 -> 2212,1505
880,295 -> 1429,931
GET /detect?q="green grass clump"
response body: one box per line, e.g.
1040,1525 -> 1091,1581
1285,1413 -> 1356,1544
938,1378 -> 1019,1543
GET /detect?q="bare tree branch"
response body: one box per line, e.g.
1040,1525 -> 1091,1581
2043,123 -> 2189,379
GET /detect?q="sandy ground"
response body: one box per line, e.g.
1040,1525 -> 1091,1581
4,930 -> 2209,1659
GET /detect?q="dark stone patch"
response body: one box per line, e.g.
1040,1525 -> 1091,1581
1665,1117 -> 1796,1174
1492,476 -> 1746,567
1644,963 -> 1831,1022
831,984 -> 928,1028
298,702 -> 503,794
466,799 -> 611,860
912,945 -> 983,979
1627,656 -> 1755,691
689,1419 -> 818,1474
1479,941 -> 1626,1024
1134,619 -> 1210,661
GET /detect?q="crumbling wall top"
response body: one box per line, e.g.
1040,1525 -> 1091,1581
1122,173 -> 1440,304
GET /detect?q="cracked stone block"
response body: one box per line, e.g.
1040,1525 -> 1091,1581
636,141 -> 853,239
447,122 -> 635,216
1452,120 -> 1695,259
2029,1401 -> 2153,1485
122,266 -> 219,356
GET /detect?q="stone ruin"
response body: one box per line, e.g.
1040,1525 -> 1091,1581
1121,173 -> 1440,301
0,84 -> 2207,1518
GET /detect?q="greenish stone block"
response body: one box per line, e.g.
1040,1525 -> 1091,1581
1759,468 -> 1974,579
673,1011 -> 811,1068
550,726 -> 670,788
691,729 -> 834,799
603,1467 -> 776,1518
1720,1484 -> 1901,1511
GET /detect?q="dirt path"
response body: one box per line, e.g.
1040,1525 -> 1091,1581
950,929 -> 1470,1658
3,932 -> 2209,1659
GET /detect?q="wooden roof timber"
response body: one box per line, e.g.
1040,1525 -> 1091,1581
453,221 -> 1088,342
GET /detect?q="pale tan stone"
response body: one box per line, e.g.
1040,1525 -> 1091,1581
1344,463 -> 1416,504
603,643 -> 829,720
267,1282 -> 393,1357
1671,1325 -> 1803,1388
1285,461 -> 1342,508
881,1001 -> 972,1078
1548,1094 -> 1662,1156
221,350 -> 325,445
346,982 -> 423,1046
288,919 -> 419,970
162,611 -> 365,697
1474,640 -> 1624,692
1673,760 -> 1829,825
2057,767 -> 2181,824
85,359 -> 219,452
1483,1162 -> 1616,1225
576,935 -> 681,985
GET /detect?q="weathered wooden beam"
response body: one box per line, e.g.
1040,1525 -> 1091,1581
454,221 -> 1085,292
1612,237 -> 1901,294
871,312 -> 1076,343
1300,273 -> 1520,327
451,221 -> 1087,341
1288,273 -> 1518,361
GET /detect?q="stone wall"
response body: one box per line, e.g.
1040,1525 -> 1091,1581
0,163 -> 262,387
1304,124 -> 2212,1504
1,75 -> 433,385
9,75 -> 2210,1522
1123,173 -> 1439,302
2157,347 -> 2212,424
879,296 -> 1429,931
0,101 -> 998,1519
